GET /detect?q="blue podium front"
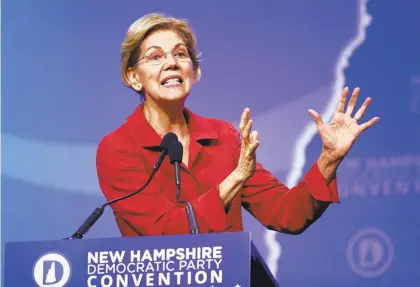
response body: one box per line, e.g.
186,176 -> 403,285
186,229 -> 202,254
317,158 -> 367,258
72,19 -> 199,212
5,232 -> 255,287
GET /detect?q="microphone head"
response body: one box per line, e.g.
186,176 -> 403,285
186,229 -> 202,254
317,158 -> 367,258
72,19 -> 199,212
169,141 -> 183,163
160,132 -> 178,151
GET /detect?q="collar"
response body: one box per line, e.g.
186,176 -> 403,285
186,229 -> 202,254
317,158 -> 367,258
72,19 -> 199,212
126,104 -> 219,148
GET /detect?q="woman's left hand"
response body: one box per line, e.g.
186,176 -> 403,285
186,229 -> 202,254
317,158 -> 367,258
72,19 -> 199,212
308,87 -> 380,162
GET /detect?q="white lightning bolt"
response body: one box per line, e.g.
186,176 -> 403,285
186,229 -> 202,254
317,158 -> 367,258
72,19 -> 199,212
264,0 -> 373,278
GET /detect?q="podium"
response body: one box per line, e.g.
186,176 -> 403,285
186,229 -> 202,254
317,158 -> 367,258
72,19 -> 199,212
5,232 -> 279,287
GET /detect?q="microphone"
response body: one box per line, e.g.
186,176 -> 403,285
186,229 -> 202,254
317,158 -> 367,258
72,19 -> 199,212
168,140 -> 200,234
153,132 -> 179,171
65,132 -> 178,239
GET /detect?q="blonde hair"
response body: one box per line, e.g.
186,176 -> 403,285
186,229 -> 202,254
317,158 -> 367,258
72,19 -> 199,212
121,13 -> 201,89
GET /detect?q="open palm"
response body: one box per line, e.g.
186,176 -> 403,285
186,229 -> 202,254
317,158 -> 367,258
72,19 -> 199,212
309,87 -> 380,160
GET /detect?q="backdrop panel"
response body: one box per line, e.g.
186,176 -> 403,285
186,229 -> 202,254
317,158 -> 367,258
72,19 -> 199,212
2,1 -> 419,286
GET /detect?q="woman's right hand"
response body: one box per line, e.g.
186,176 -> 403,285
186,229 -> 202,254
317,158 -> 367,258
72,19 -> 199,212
235,108 -> 260,181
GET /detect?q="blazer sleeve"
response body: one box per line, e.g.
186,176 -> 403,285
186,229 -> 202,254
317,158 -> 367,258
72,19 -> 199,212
225,122 -> 340,235
96,135 -> 231,236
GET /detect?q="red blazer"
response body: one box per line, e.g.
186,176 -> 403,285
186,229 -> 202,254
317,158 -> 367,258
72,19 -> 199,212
96,104 -> 340,236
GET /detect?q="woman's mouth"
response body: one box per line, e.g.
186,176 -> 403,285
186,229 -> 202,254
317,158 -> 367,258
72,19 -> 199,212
161,76 -> 183,87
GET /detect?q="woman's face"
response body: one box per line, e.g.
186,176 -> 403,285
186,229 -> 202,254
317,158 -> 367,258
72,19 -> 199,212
129,30 -> 196,104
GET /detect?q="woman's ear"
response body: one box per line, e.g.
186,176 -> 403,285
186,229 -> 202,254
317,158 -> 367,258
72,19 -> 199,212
193,67 -> 201,84
127,67 -> 143,92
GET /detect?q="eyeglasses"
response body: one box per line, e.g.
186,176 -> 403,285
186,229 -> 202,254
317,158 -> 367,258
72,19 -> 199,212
137,46 -> 193,66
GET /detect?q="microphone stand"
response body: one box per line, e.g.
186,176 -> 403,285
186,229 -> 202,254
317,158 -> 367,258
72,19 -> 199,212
169,141 -> 200,234
174,162 -> 200,234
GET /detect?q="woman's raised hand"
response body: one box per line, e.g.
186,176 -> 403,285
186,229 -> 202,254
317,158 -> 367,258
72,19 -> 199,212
235,108 -> 260,181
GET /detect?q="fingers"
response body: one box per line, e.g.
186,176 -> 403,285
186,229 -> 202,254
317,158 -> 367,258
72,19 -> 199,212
339,87 -> 375,123
239,107 -> 252,139
242,119 -> 252,141
353,97 -> 372,121
250,130 -> 259,149
359,116 -> 380,132
239,108 -> 249,133
345,87 -> 360,116
336,87 -> 349,113
239,107 -> 259,148
251,130 -> 258,143
237,127 -> 259,180
308,109 -> 324,130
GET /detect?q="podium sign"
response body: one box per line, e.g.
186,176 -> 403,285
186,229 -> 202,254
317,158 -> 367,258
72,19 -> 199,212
5,232 -> 252,287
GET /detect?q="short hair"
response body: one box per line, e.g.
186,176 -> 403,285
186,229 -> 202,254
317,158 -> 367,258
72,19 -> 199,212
121,13 -> 201,89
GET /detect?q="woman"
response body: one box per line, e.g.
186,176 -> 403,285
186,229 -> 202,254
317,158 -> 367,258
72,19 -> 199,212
96,13 -> 379,236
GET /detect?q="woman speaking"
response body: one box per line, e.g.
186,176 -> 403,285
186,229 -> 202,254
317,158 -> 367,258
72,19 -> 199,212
96,13 -> 379,237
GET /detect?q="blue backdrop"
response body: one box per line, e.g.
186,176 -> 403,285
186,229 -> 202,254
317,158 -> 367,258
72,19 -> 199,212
2,0 -> 420,286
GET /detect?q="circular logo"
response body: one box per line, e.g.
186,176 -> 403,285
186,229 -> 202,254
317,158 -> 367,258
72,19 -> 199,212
347,228 -> 394,278
33,252 -> 71,287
